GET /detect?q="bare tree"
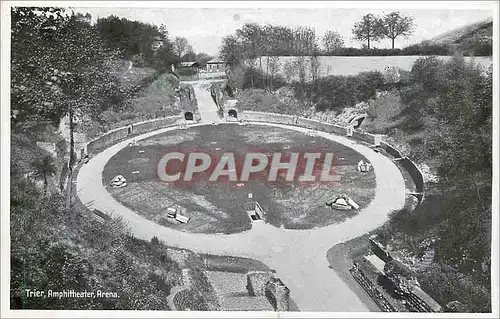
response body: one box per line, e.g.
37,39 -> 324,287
283,60 -> 298,83
322,30 -> 344,53
268,56 -> 281,91
173,36 -> 189,58
309,54 -> 321,104
352,13 -> 384,49
379,11 -> 415,49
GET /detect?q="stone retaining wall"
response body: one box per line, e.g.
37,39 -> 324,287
86,115 -> 183,154
240,110 -> 425,204
84,111 -> 425,205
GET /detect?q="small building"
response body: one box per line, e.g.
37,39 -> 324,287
206,58 -> 226,73
177,61 -> 200,78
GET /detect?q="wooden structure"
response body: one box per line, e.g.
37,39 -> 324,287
206,58 -> 226,73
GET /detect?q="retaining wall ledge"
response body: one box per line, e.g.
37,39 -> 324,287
241,110 -> 425,204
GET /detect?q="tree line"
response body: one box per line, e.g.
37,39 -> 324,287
219,11 -> 415,62
95,16 -> 213,68
220,12 -> 491,60
11,7 -> 204,206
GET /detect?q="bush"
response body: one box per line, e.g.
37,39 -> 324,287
308,71 -> 383,112
151,236 -> 160,245
418,263 -> 490,312
236,88 -> 303,115
242,68 -> 287,91
355,71 -> 385,101
9,170 -> 220,310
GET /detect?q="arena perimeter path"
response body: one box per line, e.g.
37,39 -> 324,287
77,80 -> 406,312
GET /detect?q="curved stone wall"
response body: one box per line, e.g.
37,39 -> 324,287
82,111 -> 425,205
86,115 -> 183,154
240,110 -> 425,204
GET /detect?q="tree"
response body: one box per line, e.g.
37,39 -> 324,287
267,56 -> 281,91
352,13 -> 384,49
322,30 -> 344,53
195,52 -> 213,68
96,15 -> 168,65
30,155 -> 57,198
379,11 -> 415,50
181,47 -> 196,62
219,35 -> 244,66
283,60 -> 298,83
173,36 -> 189,58
11,8 -> 130,208
308,54 -> 321,104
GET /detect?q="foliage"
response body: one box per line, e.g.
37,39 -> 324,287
195,52 -> 213,68
219,22 -> 319,64
352,14 -> 384,49
11,8 -> 130,129
173,36 -> 191,58
308,71 -> 384,111
235,89 -> 303,115
322,30 -> 345,53
368,55 -> 492,312
30,155 -> 57,196
241,67 -> 287,91
378,11 -> 416,49
95,15 -> 177,68
10,171 -> 180,309
10,166 -> 221,310
418,263 -> 490,312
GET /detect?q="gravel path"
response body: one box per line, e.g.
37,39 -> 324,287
77,80 -> 406,312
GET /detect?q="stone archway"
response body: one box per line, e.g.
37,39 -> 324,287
348,115 -> 366,129
228,109 -> 238,118
184,112 -> 194,121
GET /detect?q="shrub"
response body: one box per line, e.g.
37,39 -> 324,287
355,71 -> 385,101
151,236 -> 160,245
242,68 -> 286,91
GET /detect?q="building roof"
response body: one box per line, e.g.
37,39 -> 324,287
179,61 -> 200,68
206,58 -> 225,64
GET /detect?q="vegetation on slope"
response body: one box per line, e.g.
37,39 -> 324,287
229,53 -> 492,312
9,7 -> 214,311
364,55 -> 492,312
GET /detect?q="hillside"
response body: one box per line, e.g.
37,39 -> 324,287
359,55 -> 492,312
226,52 -> 492,312
426,18 -> 493,46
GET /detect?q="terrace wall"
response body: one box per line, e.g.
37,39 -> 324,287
83,111 -> 424,204
86,115 -> 183,154
240,110 -> 425,204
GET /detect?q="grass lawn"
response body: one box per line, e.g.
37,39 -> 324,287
103,124 -> 376,234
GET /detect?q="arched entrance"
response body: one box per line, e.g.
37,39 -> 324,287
348,115 -> 366,129
184,112 -> 194,121
228,109 -> 237,118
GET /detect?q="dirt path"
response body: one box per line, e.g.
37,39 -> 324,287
187,80 -> 224,124
76,81 -> 406,312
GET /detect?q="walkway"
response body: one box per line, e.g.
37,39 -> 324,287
191,80 -> 223,123
76,79 -> 406,312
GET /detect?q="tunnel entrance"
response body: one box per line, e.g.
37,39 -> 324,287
228,109 -> 238,118
184,112 -> 194,121
348,115 -> 366,129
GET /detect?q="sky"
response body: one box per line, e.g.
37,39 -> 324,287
75,3 -> 494,56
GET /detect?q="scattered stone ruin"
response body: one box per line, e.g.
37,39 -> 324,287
246,271 -> 290,311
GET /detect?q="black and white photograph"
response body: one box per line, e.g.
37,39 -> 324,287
1,1 -> 498,317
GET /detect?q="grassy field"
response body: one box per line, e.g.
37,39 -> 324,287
261,55 -> 492,78
103,124 -> 376,234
